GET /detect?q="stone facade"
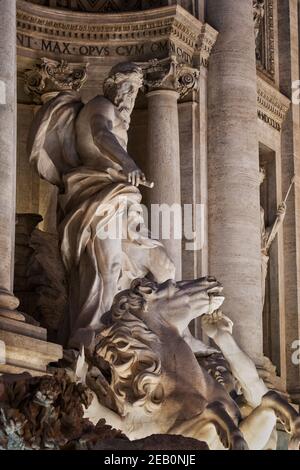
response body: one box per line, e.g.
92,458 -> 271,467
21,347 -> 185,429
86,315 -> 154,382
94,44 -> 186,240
0,0 -> 299,409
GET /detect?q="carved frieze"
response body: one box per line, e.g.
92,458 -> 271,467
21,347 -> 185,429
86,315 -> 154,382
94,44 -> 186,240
17,1 -> 210,66
24,58 -> 88,103
24,0 -> 166,12
257,75 -> 290,131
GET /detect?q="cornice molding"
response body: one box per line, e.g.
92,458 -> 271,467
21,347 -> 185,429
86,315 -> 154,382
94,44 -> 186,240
17,1 -> 200,54
17,0 -> 218,69
257,75 -> 290,131
195,23 -> 219,68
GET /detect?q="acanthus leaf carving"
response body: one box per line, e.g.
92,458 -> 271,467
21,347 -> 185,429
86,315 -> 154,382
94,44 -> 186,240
24,58 -> 88,103
142,56 -> 200,98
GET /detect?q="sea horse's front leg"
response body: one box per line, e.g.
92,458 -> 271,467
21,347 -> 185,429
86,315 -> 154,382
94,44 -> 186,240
261,390 -> 300,450
170,401 -> 249,450
239,390 -> 300,450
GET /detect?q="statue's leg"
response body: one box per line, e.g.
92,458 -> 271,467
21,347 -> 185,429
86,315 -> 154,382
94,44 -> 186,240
261,391 -> 300,450
96,236 -> 122,313
263,427 -> 278,450
67,235 -> 122,349
170,401 -> 248,450
239,390 -> 300,450
238,407 -> 277,450
201,401 -> 249,450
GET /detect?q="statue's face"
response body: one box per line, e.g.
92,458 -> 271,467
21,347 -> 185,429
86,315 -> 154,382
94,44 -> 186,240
115,79 -> 141,116
259,168 -> 266,185
200,355 -> 238,395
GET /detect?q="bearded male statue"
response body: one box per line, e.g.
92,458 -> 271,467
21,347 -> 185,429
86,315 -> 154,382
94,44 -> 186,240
28,63 -> 173,349
28,62 -> 210,355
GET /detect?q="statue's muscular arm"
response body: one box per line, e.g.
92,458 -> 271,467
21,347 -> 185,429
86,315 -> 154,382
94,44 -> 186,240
90,99 -> 140,177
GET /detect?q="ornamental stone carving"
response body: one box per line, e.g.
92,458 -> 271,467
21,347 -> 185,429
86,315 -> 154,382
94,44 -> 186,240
195,23 -> 219,68
17,1 -> 209,64
24,0 -> 167,12
81,277 -> 300,450
253,0 -> 265,60
24,58 -> 88,103
253,0 -> 275,80
257,75 -> 290,131
143,56 -> 200,97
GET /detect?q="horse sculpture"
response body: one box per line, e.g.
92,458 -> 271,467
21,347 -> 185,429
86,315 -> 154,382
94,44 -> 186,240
83,277 -> 300,450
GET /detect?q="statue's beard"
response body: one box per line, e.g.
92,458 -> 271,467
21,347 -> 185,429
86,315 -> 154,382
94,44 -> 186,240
118,104 -> 132,130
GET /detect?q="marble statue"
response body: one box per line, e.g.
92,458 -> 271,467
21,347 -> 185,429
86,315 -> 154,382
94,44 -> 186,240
28,61 -> 210,356
27,62 -> 177,350
80,277 -> 300,450
253,0 -> 265,60
260,168 -> 288,307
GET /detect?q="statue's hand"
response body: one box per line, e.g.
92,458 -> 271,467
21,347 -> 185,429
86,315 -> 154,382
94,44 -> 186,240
201,311 -> 233,339
277,201 -> 287,221
108,166 -> 146,187
127,168 -> 146,187
124,165 -> 146,187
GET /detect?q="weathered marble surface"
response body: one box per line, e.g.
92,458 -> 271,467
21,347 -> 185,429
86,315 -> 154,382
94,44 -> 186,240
27,62 -> 184,351
207,0 -> 262,361
0,312 -> 62,377
82,277 -> 300,450
0,368 -> 207,450
0,0 -> 19,311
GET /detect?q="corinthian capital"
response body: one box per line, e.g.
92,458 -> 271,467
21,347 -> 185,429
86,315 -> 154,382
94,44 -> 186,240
24,58 -> 88,104
143,57 -> 200,98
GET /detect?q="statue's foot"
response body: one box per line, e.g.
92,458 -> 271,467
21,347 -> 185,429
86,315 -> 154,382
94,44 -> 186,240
182,330 -> 218,356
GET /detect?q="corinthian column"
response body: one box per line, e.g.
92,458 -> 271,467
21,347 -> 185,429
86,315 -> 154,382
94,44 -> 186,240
206,0 -> 262,360
145,58 -> 199,279
0,0 -> 19,311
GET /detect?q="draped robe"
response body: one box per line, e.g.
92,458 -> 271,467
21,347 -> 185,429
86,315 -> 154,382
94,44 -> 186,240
28,91 -> 170,349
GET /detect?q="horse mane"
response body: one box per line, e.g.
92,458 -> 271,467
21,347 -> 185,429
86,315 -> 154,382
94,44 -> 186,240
95,279 -> 164,416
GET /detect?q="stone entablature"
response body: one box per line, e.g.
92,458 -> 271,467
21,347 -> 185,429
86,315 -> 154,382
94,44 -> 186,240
257,75 -> 290,131
24,0 -> 167,12
195,22 -> 218,68
17,0 -> 206,65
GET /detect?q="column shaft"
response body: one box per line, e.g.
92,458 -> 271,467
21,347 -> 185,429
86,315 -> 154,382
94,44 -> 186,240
278,0 -> 300,399
0,0 -> 19,310
147,89 -> 182,278
206,0 -> 262,360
